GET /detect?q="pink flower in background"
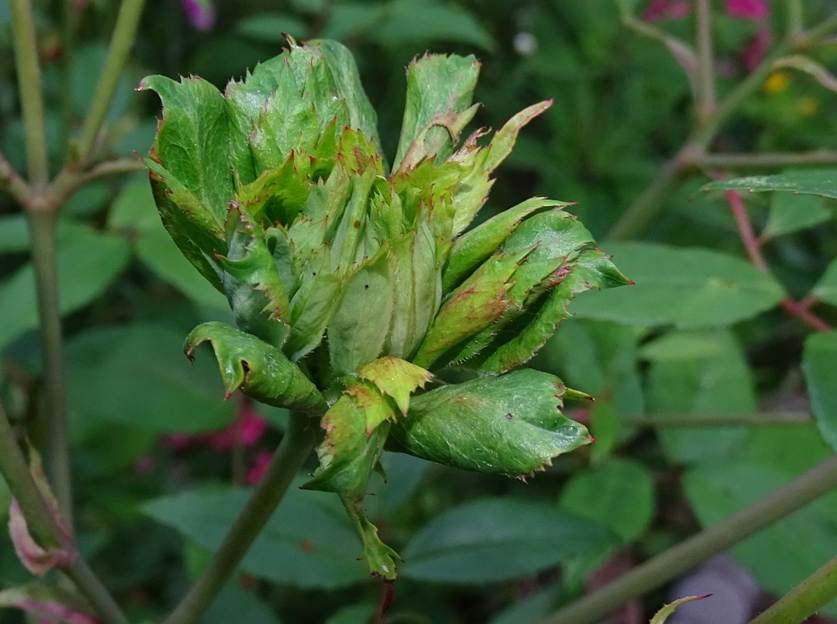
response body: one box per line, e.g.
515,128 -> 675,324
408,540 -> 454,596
643,0 -> 690,21
725,0 -> 768,21
246,452 -> 273,485
209,405 -> 268,451
181,0 -> 216,31
741,28 -> 772,71
163,432 -> 197,451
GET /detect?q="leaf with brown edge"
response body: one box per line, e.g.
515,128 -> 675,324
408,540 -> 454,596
389,369 -> 591,476
358,356 -> 432,415
184,321 -> 325,413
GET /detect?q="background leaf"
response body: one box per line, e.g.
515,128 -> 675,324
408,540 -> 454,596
802,331 -> 837,451
762,191 -> 832,240
570,243 -> 785,328
402,497 -> 614,584
703,169 -> 837,199
144,484 -> 368,589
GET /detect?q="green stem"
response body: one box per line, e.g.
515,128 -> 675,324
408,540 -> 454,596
73,0 -> 145,165
695,0 -> 715,119
786,0 -> 804,38
543,454 -> 837,624
0,400 -> 129,624
60,0 -> 76,153
608,156 -> 685,240
624,412 -> 811,428
693,150 -> 837,169
27,209 -> 72,526
9,0 -> 49,186
750,555 -> 837,624
608,12 -> 837,240
163,413 -> 318,624
0,148 -> 31,204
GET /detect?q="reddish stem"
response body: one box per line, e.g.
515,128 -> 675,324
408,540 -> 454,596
724,190 -> 832,332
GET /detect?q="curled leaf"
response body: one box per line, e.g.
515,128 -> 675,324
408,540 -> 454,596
650,594 -> 712,624
390,369 -> 592,476
184,321 -> 325,413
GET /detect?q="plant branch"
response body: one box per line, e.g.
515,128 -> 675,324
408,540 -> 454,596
608,11 -> 837,240
750,555 -> 837,624
623,412 -> 812,428
695,0 -> 716,119
0,400 -> 128,624
543,454 -> 837,624
693,150 -> 837,169
73,0 -> 145,166
49,156 -> 145,207
27,209 -> 73,524
9,0 -> 49,186
787,0 -> 804,39
0,149 -> 31,205
725,190 -> 832,332
163,412 -> 318,624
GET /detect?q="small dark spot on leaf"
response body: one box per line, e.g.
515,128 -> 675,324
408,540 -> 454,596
505,412 -> 514,420
301,539 -> 315,553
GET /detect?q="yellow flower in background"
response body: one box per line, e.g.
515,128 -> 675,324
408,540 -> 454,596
763,71 -> 790,94
799,97 -> 820,116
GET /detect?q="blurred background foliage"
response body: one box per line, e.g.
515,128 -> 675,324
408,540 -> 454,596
1,1 -> 837,622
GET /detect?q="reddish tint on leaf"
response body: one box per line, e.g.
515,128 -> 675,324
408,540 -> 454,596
246,451 -> 273,485
725,0 -> 768,20
8,500 -> 74,576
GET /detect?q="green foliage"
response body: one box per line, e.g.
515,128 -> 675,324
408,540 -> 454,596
140,38 -> 624,579
704,169 -> 837,199
401,498 -> 614,584
571,243 -> 785,327
803,331 -> 837,450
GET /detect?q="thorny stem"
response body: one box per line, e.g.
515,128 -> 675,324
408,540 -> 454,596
73,0 -> 145,166
9,0 -> 49,186
0,400 -> 129,624
725,190 -> 832,332
750,555 -> 837,624
163,412 -> 318,624
27,208 -> 74,525
608,10 -> 837,240
543,454 -> 837,624
695,0 -> 716,119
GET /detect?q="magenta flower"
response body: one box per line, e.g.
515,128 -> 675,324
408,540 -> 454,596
181,0 -> 216,31
725,0 -> 768,21
246,451 -> 273,485
209,406 -> 267,451
741,28 -> 772,71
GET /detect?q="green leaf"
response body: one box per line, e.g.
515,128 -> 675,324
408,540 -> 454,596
235,13 -> 308,43
650,595 -> 711,624
811,259 -> 837,307
358,356 -> 432,416
144,484 -> 368,589
185,322 -> 325,413
67,324 -> 235,435
646,330 -> 755,463
390,369 -> 591,476
402,497 -> 614,584
0,215 -> 30,253
325,603 -> 376,624
571,243 -> 784,328
683,426 -> 837,616
204,583 -> 282,624
703,169 -> 837,199
0,223 -> 130,351
393,52 -> 480,171
802,331 -> 837,451
558,458 -> 654,542
762,192 -> 831,240
373,0 -> 495,52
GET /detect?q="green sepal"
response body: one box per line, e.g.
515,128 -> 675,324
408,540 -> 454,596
342,497 -> 399,580
357,356 -> 432,415
479,248 -> 631,373
412,246 -> 531,369
393,53 -> 481,171
389,369 -> 592,476
443,197 -> 569,292
184,321 -> 326,413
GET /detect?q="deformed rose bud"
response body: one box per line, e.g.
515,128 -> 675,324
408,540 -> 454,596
141,38 -> 630,578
